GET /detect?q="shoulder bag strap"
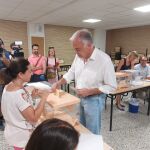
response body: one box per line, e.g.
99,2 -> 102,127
34,55 -> 42,67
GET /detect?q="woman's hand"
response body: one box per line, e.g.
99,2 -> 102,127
37,90 -> 50,101
131,59 -> 137,69
131,60 -> 135,66
31,89 -> 39,99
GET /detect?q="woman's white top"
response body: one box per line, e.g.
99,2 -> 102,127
1,87 -> 34,147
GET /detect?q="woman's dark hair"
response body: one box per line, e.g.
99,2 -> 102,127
25,118 -> 79,150
0,58 -> 30,85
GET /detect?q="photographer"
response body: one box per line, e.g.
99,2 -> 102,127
0,38 -> 10,130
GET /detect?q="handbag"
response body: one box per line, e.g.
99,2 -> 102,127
46,71 -> 57,79
46,57 -> 57,79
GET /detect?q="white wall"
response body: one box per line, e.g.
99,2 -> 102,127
93,28 -> 106,51
27,23 -> 45,55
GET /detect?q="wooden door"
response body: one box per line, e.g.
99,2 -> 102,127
31,37 -> 45,56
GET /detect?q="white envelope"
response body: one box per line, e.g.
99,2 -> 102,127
77,133 -> 104,150
26,82 -> 51,90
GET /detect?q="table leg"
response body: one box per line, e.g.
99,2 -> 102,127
147,97 -> 150,116
110,95 -> 114,131
147,89 -> 150,116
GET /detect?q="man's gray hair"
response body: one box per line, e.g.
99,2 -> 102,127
70,29 -> 93,44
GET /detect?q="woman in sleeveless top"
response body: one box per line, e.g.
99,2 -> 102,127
116,51 -> 138,111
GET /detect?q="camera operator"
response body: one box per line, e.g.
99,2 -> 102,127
0,38 -> 11,130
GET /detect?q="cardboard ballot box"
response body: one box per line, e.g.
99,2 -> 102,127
116,72 -> 131,89
46,89 -> 80,109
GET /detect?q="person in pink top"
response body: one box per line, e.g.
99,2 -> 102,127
46,47 -> 60,84
28,44 -> 46,82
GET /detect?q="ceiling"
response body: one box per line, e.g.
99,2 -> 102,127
1,0 -> 150,29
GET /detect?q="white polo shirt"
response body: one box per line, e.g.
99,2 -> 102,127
63,48 -> 117,94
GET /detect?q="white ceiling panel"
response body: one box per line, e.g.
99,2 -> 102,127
0,0 -> 150,29
124,0 -> 150,9
106,6 -> 129,13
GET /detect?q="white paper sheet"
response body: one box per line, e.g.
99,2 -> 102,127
26,82 -> 51,90
131,81 -> 143,86
77,133 -> 104,150
145,79 -> 150,82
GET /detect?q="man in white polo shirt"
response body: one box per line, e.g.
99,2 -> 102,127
134,56 -> 150,79
133,56 -> 150,99
52,29 -> 117,134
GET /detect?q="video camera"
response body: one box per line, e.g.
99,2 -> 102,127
11,41 -> 24,58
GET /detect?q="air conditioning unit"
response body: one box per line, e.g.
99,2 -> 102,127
34,24 -> 44,33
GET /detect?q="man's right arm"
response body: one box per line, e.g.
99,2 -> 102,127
51,78 -> 67,92
52,56 -> 77,92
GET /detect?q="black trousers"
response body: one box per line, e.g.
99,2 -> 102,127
30,74 -> 47,82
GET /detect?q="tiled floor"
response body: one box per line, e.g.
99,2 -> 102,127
102,96 -> 150,150
1,93 -> 150,150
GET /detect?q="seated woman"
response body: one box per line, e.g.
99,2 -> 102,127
116,51 -> 138,111
25,118 -> 79,150
1,58 -> 50,150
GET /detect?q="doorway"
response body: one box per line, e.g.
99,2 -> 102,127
31,37 -> 45,56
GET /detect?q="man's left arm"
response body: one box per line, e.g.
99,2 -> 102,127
99,59 -> 117,94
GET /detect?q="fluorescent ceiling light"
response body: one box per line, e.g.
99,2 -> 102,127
83,19 -> 101,23
134,5 -> 150,12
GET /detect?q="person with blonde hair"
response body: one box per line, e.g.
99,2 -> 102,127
46,47 -> 59,84
116,51 -> 138,110
116,51 -> 138,71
